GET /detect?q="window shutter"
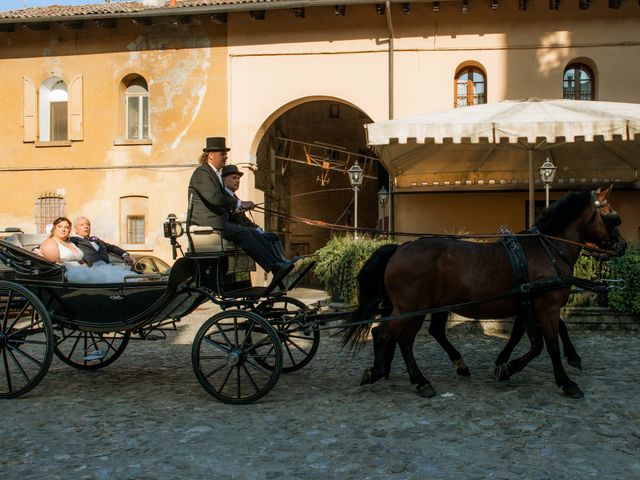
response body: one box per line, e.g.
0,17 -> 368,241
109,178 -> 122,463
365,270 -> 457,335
68,75 -> 83,141
23,77 -> 37,142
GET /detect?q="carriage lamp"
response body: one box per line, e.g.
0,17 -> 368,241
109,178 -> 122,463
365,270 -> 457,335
348,161 -> 364,239
539,157 -> 557,208
377,186 -> 389,233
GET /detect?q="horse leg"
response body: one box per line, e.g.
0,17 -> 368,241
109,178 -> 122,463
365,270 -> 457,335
360,324 -> 397,386
500,322 -> 545,379
558,318 -> 582,369
494,312 -> 528,381
428,311 -> 470,377
542,320 -> 584,398
396,316 -> 436,397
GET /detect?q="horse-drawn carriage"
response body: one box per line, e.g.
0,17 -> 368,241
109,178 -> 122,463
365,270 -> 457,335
0,212 -> 318,404
0,186 -> 628,403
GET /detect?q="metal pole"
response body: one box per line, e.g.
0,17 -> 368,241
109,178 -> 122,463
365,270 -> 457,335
354,186 -> 359,239
528,149 -> 535,228
545,184 -> 550,208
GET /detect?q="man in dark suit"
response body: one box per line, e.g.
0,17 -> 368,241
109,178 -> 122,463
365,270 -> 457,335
221,164 -> 288,262
70,217 -> 135,267
188,137 -> 292,274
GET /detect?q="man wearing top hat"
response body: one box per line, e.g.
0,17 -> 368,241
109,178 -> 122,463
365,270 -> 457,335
188,137 -> 293,274
221,163 -> 288,262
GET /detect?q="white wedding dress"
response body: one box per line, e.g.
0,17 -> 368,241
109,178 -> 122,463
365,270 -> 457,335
56,239 -> 133,283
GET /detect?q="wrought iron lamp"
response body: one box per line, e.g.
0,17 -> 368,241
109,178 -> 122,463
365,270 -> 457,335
348,162 -> 364,238
378,186 -> 389,233
539,157 -> 557,207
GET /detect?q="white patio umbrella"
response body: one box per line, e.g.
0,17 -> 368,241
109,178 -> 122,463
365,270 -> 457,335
366,98 -> 640,226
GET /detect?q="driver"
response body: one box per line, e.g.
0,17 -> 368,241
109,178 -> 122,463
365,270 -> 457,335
188,137 -> 294,275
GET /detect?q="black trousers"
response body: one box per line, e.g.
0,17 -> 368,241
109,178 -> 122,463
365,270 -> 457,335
222,222 -> 280,271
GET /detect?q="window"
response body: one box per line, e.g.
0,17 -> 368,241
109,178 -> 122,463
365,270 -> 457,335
124,77 -> 150,140
35,193 -> 65,234
563,63 -> 594,100
455,65 -> 487,107
126,216 -> 145,244
39,77 -> 68,141
120,196 -> 149,247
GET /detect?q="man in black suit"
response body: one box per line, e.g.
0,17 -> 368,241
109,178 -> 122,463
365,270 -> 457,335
221,164 -> 288,262
187,137 -> 292,274
70,217 -> 135,267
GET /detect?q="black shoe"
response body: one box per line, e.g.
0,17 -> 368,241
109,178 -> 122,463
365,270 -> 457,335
270,260 -> 292,275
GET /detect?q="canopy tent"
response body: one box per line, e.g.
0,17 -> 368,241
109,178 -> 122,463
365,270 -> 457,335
366,98 -> 640,226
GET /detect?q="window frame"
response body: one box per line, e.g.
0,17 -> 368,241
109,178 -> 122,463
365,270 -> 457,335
563,63 -> 595,101
124,79 -> 150,141
454,65 -> 487,108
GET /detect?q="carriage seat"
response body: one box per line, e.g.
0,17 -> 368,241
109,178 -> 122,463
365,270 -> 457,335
2,233 -> 48,252
187,225 -> 239,253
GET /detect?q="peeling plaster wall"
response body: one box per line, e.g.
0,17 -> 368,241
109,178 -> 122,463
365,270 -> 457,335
0,17 -> 228,262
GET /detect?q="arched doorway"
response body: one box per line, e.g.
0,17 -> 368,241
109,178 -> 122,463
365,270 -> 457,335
254,99 -> 388,261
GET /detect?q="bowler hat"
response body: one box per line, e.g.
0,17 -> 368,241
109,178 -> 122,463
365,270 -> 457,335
203,137 -> 230,152
221,164 -> 244,177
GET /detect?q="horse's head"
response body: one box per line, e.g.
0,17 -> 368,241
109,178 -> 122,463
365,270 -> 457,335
584,186 -> 627,257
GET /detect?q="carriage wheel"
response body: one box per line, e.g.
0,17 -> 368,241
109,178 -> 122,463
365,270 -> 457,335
254,297 -> 320,373
192,310 -> 282,404
0,281 -> 54,398
54,328 -> 130,371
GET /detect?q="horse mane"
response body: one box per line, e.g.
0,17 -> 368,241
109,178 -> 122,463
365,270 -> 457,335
533,190 -> 591,235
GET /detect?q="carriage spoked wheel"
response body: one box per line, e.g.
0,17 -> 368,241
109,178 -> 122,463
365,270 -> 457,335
253,297 -> 320,373
192,310 -> 283,404
54,327 -> 131,371
0,281 -> 54,398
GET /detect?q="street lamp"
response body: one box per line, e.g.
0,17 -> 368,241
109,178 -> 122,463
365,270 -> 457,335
348,161 -> 364,238
539,157 -> 557,208
377,186 -> 388,233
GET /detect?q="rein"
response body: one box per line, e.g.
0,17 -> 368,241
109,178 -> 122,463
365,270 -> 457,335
254,205 -> 620,258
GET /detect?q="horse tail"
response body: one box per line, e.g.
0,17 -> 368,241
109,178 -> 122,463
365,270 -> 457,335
341,243 -> 400,350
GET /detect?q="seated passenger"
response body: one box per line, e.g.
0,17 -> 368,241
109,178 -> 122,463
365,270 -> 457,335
222,164 -> 288,262
39,216 -> 133,283
188,137 -> 294,275
70,216 -> 134,267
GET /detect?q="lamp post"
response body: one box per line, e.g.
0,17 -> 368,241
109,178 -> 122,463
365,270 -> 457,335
539,157 -> 558,208
377,186 -> 389,234
348,161 -> 364,239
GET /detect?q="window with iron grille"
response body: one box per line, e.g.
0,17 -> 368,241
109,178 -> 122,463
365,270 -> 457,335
127,215 -> 145,244
563,63 -> 594,100
35,193 -> 65,234
455,66 -> 487,107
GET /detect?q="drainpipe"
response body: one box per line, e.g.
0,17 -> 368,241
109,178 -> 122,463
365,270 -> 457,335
385,1 -> 395,237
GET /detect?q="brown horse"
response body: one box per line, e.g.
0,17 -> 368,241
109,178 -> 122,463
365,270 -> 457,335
342,187 -> 626,398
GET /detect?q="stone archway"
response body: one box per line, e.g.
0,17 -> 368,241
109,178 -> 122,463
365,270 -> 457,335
253,98 -> 387,261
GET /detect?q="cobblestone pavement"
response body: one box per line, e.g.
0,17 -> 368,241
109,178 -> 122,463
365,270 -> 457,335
4,288 -> 640,480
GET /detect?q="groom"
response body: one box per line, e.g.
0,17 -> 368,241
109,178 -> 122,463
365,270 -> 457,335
70,217 -> 134,267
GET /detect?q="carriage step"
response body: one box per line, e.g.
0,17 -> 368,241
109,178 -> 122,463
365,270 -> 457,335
83,349 -> 108,361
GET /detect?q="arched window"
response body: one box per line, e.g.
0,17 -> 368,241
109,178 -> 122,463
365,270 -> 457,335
124,76 -> 150,140
39,77 -> 68,141
455,66 -> 487,107
563,63 -> 594,100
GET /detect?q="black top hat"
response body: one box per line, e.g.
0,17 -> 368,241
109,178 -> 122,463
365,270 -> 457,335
203,137 -> 230,152
221,164 -> 244,177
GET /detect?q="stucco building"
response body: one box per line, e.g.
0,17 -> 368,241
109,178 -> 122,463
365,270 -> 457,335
1,0 -> 638,266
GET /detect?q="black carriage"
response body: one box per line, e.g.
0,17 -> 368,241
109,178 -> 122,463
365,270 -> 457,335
0,214 -> 318,404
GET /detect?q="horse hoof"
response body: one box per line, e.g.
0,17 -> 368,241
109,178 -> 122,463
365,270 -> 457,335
360,368 -> 373,386
567,359 -> 583,370
494,363 -> 510,382
452,359 -> 471,377
417,383 -> 437,398
562,386 -> 584,399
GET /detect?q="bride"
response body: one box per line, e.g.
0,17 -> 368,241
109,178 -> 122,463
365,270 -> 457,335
40,217 -> 134,283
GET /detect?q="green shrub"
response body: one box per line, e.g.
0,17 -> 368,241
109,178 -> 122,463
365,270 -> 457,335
313,235 -> 397,306
564,252 -> 611,309
608,243 -> 640,315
